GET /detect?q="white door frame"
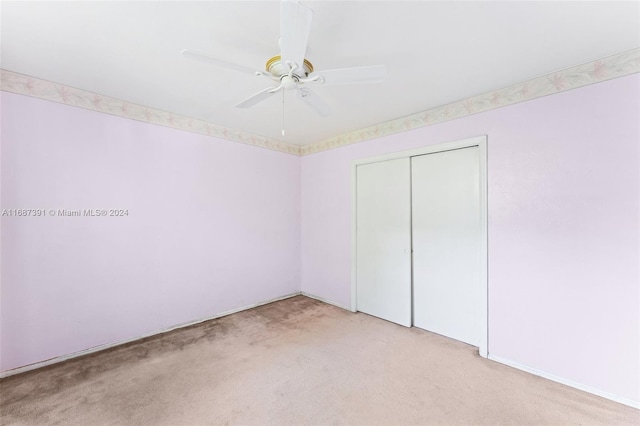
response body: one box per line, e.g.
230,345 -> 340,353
350,135 -> 488,358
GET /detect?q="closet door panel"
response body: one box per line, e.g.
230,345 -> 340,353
356,158 -> 412,327
412,147 -> 480,345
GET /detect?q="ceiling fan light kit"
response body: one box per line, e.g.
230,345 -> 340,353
182,0 -> 386,135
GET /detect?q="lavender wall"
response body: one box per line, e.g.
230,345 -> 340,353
301,74 -> 639,404
0,92 -> 301,372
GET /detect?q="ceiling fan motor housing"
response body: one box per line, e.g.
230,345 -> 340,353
266,55 -> 314,79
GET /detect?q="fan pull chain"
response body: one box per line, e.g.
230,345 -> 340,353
281,90 -> 285,136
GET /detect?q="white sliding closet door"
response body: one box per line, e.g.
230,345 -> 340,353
411,147 -> 481,346
356,158 -> 412,327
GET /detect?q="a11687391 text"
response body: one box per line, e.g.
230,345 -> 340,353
1,209 -> 129,217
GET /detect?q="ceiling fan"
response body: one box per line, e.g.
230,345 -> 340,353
181,0 -> 386,122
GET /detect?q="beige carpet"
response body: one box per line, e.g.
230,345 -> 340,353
1,296 -> 638,425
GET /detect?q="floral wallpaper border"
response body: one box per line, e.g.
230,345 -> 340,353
0,69 -> 301,156
300,48 -> 640,156
2,48 -> 638,157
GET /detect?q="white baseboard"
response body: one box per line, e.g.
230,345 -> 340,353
301,291 -> 353,312
488,354 -> 639,409
0,292 -> 301,379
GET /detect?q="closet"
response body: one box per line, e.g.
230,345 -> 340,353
354,137 -> 486,349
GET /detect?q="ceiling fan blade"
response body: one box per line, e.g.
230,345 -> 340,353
181,49 -> 257,75
280,0 -> 314,72
236,87 -> 278,108
297,87 -> 331,117
312,65 -> 387,86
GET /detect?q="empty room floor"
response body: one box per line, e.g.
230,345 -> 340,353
0,296 -> 637,425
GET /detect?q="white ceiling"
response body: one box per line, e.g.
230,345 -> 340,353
2,1 -> 639,146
